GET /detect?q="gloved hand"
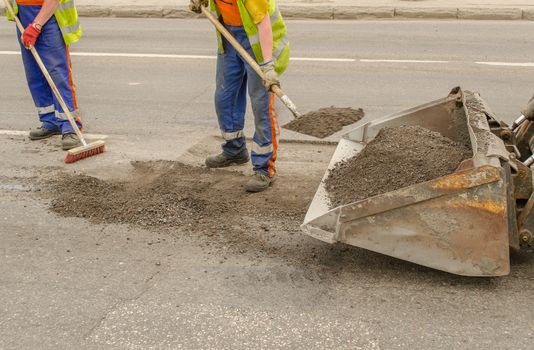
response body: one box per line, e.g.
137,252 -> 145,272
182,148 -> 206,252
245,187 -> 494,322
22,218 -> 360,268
189,0 -> 208,14
22,22 -> 41,49
260,60 -> 280,92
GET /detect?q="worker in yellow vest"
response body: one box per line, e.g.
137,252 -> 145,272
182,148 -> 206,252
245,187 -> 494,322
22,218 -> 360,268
5,0 -> 83,150
190,0 -> 290,193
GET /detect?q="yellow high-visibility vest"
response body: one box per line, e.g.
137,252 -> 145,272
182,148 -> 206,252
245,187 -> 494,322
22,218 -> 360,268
210,0 -> 290,75
6,0 -> 83,45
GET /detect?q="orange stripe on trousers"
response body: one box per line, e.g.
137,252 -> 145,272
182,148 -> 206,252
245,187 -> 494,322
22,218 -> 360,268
267,93 -> 278,177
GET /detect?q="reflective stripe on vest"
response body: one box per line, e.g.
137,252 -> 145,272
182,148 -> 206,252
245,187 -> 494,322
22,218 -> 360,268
62,21 -> 80,35
58,0 -> 75,11
55,0 -> 83,45
273,36 -> 289,61
210,0 -> 290,75
5,0 -> 82,45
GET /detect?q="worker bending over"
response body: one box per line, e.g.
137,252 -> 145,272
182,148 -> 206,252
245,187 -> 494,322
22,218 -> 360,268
190,0 -> 290,193
6,0 -> 83,150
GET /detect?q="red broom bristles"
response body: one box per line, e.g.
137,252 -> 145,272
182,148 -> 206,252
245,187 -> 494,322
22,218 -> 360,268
64,144 -> 105,164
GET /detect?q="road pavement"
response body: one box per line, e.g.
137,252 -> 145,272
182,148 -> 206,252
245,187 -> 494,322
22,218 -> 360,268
1,18 -> 534,349
1,19 -> 534,136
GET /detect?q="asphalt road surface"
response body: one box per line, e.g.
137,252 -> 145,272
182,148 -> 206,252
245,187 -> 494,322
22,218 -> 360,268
1,18 -> 534,135
1,18 -> 534,350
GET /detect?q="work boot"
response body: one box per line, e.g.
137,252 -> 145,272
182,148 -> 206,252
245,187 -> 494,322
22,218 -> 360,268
205,152 -> 249,168
29,127 -> 60,140
245,172 -> 276,193
61,133 -> 82,151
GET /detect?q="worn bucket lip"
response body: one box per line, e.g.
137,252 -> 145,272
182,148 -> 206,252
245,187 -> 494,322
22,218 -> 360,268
302,163 -> 503,231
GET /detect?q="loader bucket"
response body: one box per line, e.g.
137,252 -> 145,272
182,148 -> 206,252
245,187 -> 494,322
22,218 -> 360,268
302,88 -> 513,277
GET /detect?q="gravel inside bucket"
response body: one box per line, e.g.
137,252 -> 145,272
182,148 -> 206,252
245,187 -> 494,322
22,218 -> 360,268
325,125 -> 473,208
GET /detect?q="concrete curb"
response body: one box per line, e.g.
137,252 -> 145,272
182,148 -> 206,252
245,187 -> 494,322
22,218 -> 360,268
333,7 -> 395,20
394,7 -> 458,20
458,7 -> 523,20
525,9 -> 534,21
2,5 -> 534,20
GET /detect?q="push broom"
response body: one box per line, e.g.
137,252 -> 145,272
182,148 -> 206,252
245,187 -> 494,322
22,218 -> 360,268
4,0 -> 105,163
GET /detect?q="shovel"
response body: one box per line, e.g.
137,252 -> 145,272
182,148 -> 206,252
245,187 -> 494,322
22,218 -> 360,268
200,6 -> 301,119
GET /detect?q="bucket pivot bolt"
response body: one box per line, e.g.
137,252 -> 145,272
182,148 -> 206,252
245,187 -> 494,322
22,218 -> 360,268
519,230 -> 533,246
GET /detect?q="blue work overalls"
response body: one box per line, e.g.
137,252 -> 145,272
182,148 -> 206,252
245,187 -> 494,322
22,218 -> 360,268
215,24 -> 279,177
16,4 -> 81,134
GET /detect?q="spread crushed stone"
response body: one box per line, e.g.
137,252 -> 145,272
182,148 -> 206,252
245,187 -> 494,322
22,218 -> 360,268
325,125 -> 473,208
49,161 -> 308,231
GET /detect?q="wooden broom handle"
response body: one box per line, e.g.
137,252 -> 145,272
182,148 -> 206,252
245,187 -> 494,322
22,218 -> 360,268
4,0 -> 87,145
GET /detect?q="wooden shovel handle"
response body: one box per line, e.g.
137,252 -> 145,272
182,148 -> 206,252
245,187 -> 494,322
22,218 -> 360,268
201,6 -> 301,118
